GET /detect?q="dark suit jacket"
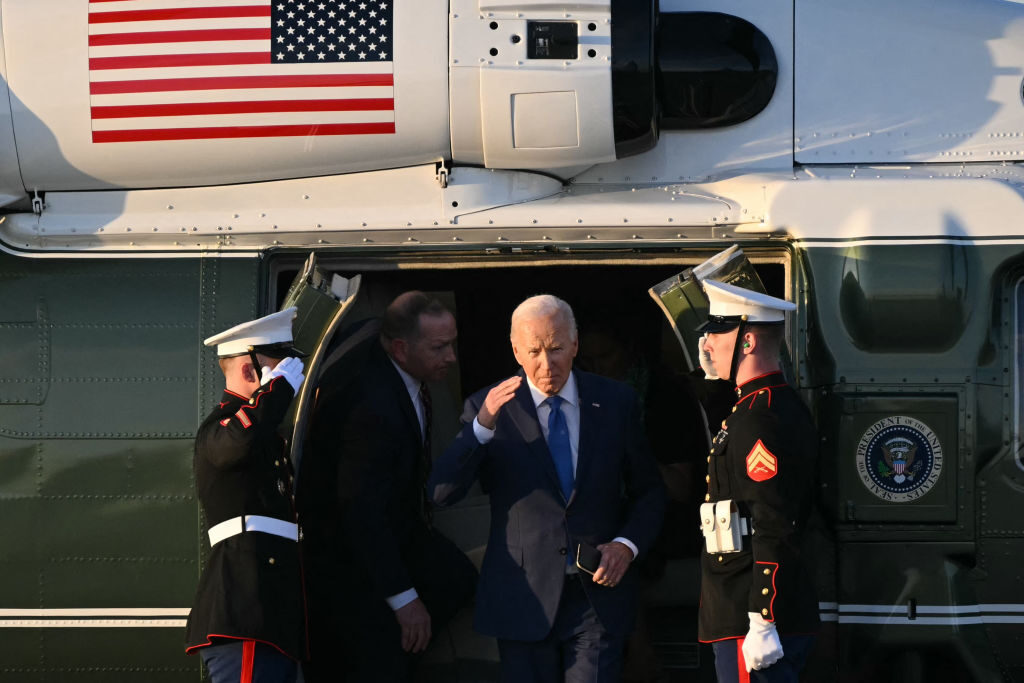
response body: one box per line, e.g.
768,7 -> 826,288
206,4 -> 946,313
299,341 -> 475,648
429,369 -> 666,641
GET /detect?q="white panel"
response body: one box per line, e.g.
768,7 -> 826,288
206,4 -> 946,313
795,0 -> 1024,164
4,0 -> 450,190
572,0 -> 794,184
762,169 -> 1024,242
450,67 -> 484,164
513,91 -> 579,148
450,0 -> 615,169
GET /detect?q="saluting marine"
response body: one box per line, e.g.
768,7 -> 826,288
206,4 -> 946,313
185,308 -> 308,683
695,280 -> 819,682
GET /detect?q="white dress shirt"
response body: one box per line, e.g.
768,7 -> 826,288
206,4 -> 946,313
473,371 -> 638,560
391,359 -> 427,440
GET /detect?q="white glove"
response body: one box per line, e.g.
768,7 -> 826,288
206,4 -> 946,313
741,611 -> 783,672
261,356 -> 305,393
697,333 -> 719,380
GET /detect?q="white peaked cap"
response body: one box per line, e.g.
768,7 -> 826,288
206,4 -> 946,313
700,279 -> 796,330
203,307 -> 299,357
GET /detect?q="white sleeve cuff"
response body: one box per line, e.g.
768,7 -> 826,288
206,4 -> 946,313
612,537 -> 638,560
472,416 -> 496,444
385,588 -> 419,611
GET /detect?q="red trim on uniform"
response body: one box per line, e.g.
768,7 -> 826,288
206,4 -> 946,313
224,389 -> 249,400
185,633 -> 295,660
220,418 -> 231,427
756,561 -> 780,621
241,640 -> 255,683
235,409 -> 253,429
227,378 -> 283,428
736,383 -> 787,407
736,639 -> 751,683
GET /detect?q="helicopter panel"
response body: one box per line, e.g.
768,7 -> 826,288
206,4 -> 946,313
795,0 -> 1024,164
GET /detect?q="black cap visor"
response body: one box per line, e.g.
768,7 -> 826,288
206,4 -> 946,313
249,342 -> 309,359
696,315 -> 744,334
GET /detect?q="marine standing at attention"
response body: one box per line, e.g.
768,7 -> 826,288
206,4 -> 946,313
185,308 -> 308,683
695,280 -> 819,683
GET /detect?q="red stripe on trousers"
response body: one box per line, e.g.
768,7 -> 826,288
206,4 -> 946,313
736,638 -> 751,683
241,639 -> 255,683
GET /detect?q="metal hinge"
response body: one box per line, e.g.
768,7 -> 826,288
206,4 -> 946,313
31,190 -> 44,215
436,161 -> 451,189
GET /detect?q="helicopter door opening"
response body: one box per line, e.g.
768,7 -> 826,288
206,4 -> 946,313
269,252 -> 788,681
277,253 -> 363,475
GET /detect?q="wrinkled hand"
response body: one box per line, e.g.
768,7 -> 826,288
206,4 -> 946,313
697,333 -> 718,380
394,598 -> 432,653
741,611 -> 783,672
262,356 -> 305,393
477,376 -> 522,429
591,541 -> 633,588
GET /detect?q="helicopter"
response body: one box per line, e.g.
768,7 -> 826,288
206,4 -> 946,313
1,0 -> 1023,680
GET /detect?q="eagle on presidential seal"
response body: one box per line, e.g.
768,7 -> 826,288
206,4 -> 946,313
879,436 -> 918,484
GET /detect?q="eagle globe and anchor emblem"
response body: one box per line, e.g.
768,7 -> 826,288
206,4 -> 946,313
855,416 -> 943,502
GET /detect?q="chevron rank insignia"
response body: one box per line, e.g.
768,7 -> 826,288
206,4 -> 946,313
746,440 -> 778,481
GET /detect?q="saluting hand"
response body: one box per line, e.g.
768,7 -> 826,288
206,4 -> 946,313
478,376 -> 522,429
592,541 -> 633,588
263,356 -> 305,393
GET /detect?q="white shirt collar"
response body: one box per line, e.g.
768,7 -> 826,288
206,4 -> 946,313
525,370 -> 578,409
390,358 -> 422,395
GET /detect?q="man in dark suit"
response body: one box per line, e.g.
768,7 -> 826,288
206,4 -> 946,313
300,291 -> 477,682
429,294 -> 666,682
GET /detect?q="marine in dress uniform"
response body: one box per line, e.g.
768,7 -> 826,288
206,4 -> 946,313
185,308 -> 309,683
695,280 -> 819,683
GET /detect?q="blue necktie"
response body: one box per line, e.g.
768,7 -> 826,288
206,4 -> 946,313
545,396 -> 575,502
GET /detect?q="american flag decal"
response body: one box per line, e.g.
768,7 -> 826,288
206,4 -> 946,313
88,0 -> 396,143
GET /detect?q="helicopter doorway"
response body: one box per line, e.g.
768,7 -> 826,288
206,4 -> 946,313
273,252 -> 789,682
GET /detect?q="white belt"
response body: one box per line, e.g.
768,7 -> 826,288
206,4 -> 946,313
208,515 -> 299,547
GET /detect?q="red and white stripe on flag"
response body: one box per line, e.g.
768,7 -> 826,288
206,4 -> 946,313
87,0 -> 396,142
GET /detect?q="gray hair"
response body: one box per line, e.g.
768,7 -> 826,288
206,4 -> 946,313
510,294 -> 577,342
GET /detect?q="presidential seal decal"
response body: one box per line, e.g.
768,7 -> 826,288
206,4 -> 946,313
856,416 -> 942,502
